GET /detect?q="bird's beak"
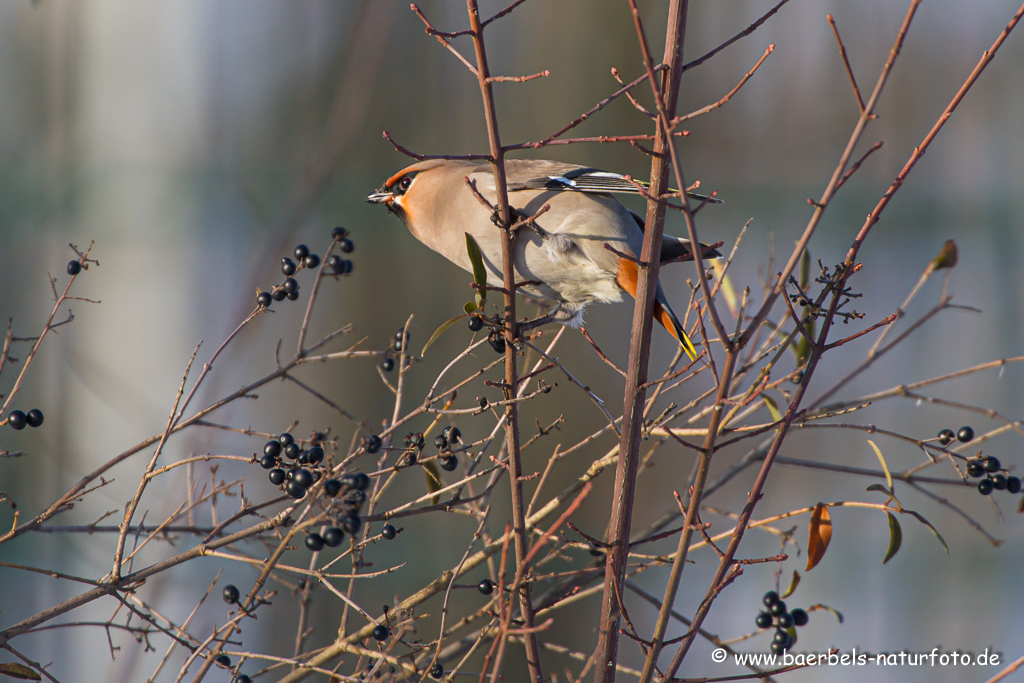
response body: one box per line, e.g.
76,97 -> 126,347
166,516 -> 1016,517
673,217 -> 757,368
365,190 -> 393,204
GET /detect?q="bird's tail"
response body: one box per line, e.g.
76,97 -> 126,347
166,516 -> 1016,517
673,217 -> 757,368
616,258 -> 699,362
653,299 -> 698,362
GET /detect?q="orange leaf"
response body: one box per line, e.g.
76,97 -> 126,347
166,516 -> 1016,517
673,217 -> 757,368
806,503 -> 832,571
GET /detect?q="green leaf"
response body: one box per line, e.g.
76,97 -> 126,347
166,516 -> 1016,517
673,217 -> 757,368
466,233 -> 488,298
0,663 -> 42,681
762,395 -> 782,422
423,461 -> 442,506
421,315 -> 467,356
799,247 -> 811,290
867,440 -> 894,492
904,509 -> 950,554
464,301 -> 478,314
866,483 -> 903,509
883,512 -> 902,564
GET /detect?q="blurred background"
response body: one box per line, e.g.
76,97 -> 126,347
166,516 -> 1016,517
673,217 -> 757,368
1,1 -> 1022,681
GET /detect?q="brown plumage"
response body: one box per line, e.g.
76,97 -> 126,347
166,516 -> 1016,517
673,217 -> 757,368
367,159 -> 719,360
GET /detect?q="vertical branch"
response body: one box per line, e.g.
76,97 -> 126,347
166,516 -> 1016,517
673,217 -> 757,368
594,2 -> 689,682
464,2 -> 543,682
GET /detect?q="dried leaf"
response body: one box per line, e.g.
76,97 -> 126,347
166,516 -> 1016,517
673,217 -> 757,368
806,503 -> 832,571
781,570 -> 801,599
867,440 -> 894,492
931,239 -> 958,270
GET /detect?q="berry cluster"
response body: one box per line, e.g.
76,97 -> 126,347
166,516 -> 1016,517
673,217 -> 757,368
401,432 -> 425,465
967,455 -> 1021,496
260,432 -> 326,499
756,591 -> 808,654
306,470 -> 375,551
435,426 -> 462,472
936,426 -> 1021,496
381,328 -> 409,372
936,425 -> 975,446
5,408 -> 44,430
487,330 -> 506,354
256,227 -> 354,309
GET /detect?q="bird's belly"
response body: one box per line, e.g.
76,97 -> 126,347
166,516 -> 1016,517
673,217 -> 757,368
518,241 -> 623,306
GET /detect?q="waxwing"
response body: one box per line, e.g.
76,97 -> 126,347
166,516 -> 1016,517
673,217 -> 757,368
366,159 -> 720,360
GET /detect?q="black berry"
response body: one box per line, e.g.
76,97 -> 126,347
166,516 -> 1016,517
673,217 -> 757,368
306,446 -> 324,465
259,453 -> 277,469
381,358 -> 395,372
1007,476 -> 1022,494
381,524 -> 397,540
323,527 -> 344,547
447,427 -> 461,443
269,468 -> 286,485
937,428 -> 955,446
222,585 -> 240,604
303,254 -> 320,269
264,440 -> 282,458
776,611 -> 794,628
282,258 -> 297,276
978,479 -> 994,495
489,334 -> 506,354
755,612 -> 773,628
434,434 -> 448,450
294,244 -> 310,261
234,675 -> 252,683
790,608 -> 809,626
332,226 -> 348,239
272,288 -> 287,301
339,238 -> 355,253
983,455 -> 1001,473
282,277 -> 298,294
341,514 -> 362,535
991,473 -> 1008,491
324,479 -> 342,497
286,480 -> 307,498
769,600 -> 787,616
67,260 -> 82,275
353,472 -> 371,491
285,442 -> 301,460
305,533 -> 325,551
26,409 -> 44,428
293,469 -> 315,489
364,435 -> 382,454
468,316 -> 483,332
762,591 -> 780,608
327,254 -> 343,272
957,426 -> 975,443
966,461 -> 985,478
7,410 -> 27,430
257,291 -> 272,308
216,654 -> 231,668
439,455 -> 458,471
286,290 -> 300,301
478,579 -> 495,595
429,663 -> 444,679
372,624 -> 390,641
770,641 -> 786,655
279,433 -> 295,447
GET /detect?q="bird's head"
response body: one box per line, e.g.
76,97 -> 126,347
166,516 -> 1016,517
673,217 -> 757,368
366,159 -> 460,223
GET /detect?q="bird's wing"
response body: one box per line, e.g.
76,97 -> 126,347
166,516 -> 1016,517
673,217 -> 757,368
503,161 -> 722,204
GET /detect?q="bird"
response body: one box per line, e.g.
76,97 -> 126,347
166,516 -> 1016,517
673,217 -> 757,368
366,159 -> 720,360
